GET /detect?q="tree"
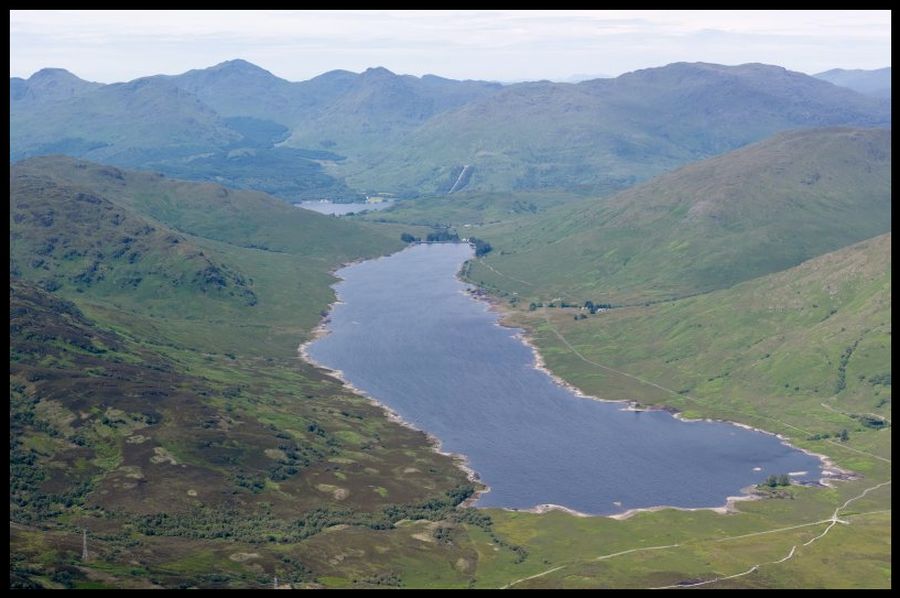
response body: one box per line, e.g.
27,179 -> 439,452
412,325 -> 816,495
426,230 -> 459,243
839,428 -> 849,442
469,237 -> 493,257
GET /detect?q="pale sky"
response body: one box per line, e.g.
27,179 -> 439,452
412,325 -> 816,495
9,10 -> 892,83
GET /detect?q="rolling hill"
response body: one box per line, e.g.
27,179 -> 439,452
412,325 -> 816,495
467,127 -> 891,304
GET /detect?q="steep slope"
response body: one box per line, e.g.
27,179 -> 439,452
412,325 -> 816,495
10,155 -> 401,349
12,155 -> 391,258
351,62 -> 890,194
814,67 -> 891,98
467,128 -> 891,304
10,160 -> 258,313
507,232 -> 891,442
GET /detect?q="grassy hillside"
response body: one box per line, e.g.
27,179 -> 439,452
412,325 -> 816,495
9,69 -> 358,202
505,233 -> 891,439
10,76 -> 240,161
9,158 -> 489,588
9,156 -> 404,355
467,128 -> 891,304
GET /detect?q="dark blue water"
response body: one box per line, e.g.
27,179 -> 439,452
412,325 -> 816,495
307,243 -> 823,515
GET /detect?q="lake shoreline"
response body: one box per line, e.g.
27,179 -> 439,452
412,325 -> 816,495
299,251 -> 492,506
460,261 -> 849,513
298,245 -> 837,520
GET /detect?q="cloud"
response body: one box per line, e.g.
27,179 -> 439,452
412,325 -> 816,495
10,10 -> 891,83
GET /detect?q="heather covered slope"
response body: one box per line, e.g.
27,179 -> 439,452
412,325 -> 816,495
467,128 -> 891,304
9,159 -> 477,588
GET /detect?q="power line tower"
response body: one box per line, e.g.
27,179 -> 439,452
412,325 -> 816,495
81,529 -> 88,561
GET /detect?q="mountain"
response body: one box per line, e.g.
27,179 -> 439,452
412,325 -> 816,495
467,127 -> 891,304
10,76 -> 240,163
9,69 -> 359,201
282,67 -> 504,162
814,67 -> 891,98
10,61 -> 891,199
511,228 -> 890,436
9,67 -> 102,104
348,62 -> 891,195
165,61 -> 503,136
10,61 -> 503,201
160,59 -> 297,121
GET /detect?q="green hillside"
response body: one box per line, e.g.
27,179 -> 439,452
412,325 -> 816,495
10,158 -> 487,588
9,156 -> 406,354
467,128 -> 891,304
9,70 -> 358,202
506,233 -> 891,438
10,76 -> 240,161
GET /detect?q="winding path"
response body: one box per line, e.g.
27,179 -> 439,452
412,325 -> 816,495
500,481 -> 891,589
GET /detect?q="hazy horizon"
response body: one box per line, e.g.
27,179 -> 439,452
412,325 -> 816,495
10,10 -> 891,84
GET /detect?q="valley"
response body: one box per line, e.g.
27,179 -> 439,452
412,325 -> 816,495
9,35 -> 891,589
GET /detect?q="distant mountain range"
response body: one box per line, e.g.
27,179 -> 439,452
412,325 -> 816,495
814,67 -> 891,98
10,60 -> 891,199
